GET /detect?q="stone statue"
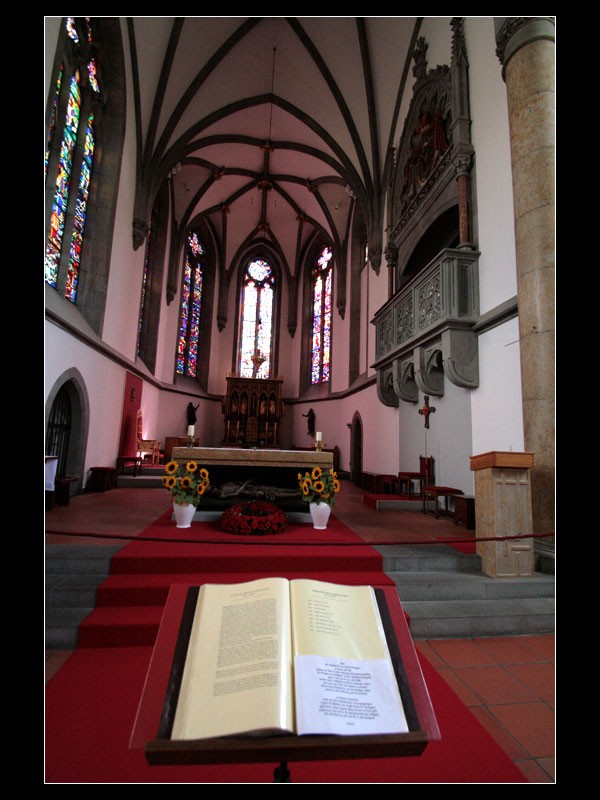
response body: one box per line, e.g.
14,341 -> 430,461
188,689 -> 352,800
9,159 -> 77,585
186,402 -> 199,426
302,408 -> 316,435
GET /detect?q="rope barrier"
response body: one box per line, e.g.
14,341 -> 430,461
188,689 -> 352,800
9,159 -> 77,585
45,529 -> 554,548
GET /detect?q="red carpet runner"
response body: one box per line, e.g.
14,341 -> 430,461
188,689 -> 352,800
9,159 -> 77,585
77,511 -> 394,648
45,510 -> 527,783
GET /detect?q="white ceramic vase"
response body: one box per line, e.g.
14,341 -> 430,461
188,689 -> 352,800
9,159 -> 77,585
309,501 -> 331,530
173,501 -> 196,528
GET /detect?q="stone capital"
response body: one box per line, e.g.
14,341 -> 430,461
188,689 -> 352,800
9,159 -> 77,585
495,17 -> 555,75
132,217 -> 150,251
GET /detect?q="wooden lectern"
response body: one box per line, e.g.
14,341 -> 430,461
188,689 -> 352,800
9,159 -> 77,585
470,451 -> 535,577
130,583 -> 439,781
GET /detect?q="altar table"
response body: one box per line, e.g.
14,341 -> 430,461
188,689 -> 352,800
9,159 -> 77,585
171,446 -> 333,472
171,447 -> 334,511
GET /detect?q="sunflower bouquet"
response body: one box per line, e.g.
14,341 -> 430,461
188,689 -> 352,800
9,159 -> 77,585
297,467 -> 341,506
162,460 -> 210,507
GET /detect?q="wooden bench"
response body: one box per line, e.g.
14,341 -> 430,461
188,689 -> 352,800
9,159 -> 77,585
87,466 -> 117,492
54,476 -> 79,505
116,456 -> 143,476
453,494 -> 475,530
422,485 -> 463,518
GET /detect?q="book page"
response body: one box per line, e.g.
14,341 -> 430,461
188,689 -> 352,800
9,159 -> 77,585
290,580 -> 389,660
289,580 -> 408,736
171,578 -> 294,740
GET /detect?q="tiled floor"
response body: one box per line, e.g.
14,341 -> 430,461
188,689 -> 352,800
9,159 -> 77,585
415,636 -> 555,782
45,478 -> 556,783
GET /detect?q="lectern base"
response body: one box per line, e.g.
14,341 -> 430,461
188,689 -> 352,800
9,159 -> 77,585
274,760 -> 291,782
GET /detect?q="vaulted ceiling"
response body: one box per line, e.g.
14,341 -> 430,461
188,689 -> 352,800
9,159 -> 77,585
130,17 -> 423,272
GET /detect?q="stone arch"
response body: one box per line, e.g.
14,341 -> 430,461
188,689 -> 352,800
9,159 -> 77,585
45,368 -> 91,491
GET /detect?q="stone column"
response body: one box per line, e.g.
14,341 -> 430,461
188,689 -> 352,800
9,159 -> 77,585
384,242 -> 398,298
454,156 -> 472,246
495,18 -> 555,568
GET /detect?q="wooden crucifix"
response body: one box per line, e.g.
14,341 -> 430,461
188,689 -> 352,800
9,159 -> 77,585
418,395 -> 436,428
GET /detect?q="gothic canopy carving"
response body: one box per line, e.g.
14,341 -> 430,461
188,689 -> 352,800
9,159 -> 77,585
389,19 -> 474,253
392,58 -> 452,226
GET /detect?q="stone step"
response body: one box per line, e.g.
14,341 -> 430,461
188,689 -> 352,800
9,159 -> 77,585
46,544 -> 122,574
115,464 -> 164,487
46,607 -> 94,649
117,475 -> 164,488
389,570 -> 555,602
46,538 -> 555,649
46,574 -> 101,608
46,546 -> 121,649
377,544 -> 482,573
46,625 -> 80,650
402,597 -> 555,639
376,543 -> 555,638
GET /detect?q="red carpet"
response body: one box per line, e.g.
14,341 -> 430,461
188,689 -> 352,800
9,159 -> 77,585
123,506 -> 378,544
45,510 -> 527,783
437,538 -> 477,554
45,646 -> 526,783
76,512 -> 393,648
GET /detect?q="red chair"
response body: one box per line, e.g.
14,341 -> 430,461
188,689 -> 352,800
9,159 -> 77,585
397,456 -> 434,498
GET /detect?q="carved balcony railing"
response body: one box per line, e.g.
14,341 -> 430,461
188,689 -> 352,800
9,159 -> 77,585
372,248 -> 480,407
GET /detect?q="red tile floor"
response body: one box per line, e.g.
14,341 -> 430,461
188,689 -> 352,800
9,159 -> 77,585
45,479 -> 556,783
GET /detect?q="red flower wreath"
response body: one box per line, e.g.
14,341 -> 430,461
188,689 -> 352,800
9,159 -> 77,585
220,501 -> 288,536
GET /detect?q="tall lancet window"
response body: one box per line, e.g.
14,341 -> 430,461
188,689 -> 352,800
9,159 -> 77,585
45,64 -> 63,175
45,16 -> 101,303
64,112 -> 95,302
311,245 -> 333,384
177,232 -> 204,378
137,228 -> 153,356
239,259 -> 275,379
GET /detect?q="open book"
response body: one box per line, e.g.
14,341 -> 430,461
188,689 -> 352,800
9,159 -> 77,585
169,577 -> 409,740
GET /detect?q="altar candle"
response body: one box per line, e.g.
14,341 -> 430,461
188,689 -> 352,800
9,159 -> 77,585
315,431 -> 322,442
187,425 -> 195,437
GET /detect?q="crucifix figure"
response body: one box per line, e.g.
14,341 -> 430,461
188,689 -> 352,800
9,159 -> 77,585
250,347 -> 265,378
418,395 -> 436,429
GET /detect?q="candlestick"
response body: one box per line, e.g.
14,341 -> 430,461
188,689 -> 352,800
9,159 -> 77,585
187,424 -> 195,437
315,431 -> 322,442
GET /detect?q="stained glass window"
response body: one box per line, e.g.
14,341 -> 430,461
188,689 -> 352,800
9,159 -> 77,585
239,259 -> 274,379
46,65 -> 63,175
65,114 -> 95,303
311,245 -> 333,384
45,17 -> 101,300
177,233 -> 204,378
87,59 -> 100,94
66,16 -> 80,43
45,70 -> 81,288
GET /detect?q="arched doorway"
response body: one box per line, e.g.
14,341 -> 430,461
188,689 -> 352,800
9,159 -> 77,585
45,369 -> 90,490
350,412 -> 363,487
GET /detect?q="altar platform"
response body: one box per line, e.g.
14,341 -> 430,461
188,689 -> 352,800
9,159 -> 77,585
171,447 -> 334,513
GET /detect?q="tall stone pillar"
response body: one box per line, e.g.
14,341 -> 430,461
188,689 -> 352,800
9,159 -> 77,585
495,18 -> 555,570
